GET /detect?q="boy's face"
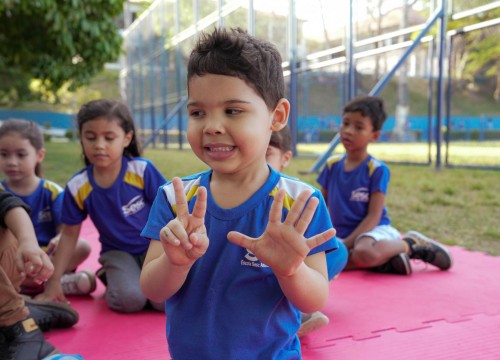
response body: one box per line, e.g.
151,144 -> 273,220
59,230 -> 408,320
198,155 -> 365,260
340,111 -> 380,152
266,145 -> 292,172
187,74 -> 287,176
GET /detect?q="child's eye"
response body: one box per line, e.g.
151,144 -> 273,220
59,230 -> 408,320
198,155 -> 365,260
189,110 -> 204,118
226,109 -> 241,115
105,136 -> 116,141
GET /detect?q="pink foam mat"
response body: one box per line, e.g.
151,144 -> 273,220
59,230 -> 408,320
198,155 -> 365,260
46,219 -> 500,359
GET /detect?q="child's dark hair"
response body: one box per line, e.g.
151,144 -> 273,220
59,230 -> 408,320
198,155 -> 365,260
76,99 -> 142,165
343,96 -> 387,131
0,119 -> 44,176
270,126 -> 292,153
187,27 -> 284,110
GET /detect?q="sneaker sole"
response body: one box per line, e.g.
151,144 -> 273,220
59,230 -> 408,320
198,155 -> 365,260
24,299 -> 79,331
62,269 -> 97,295
405,231 -> 453,270
297,312 -> 329,337
392,253 -> 413,275
81,269 -> 97,293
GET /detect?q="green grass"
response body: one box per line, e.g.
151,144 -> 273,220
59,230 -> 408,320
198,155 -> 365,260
41,141 -> 500,256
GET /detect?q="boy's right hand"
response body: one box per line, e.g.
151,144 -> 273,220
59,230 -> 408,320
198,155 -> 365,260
159,177 -> 208,267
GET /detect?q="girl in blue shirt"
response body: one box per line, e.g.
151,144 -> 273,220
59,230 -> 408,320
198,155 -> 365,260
0,119 -> 91,296
37,99 -> 167,313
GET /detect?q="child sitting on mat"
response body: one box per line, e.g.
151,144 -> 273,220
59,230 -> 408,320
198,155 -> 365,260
0,119 -> 93,297
36,99 -> 167,313
317,95 -> 453,275
266,126 -> 348,337
140,27 -> 339,358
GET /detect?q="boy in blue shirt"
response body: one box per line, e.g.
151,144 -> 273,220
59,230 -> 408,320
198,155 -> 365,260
141,27 -> 339,359
317,96 -> 453,275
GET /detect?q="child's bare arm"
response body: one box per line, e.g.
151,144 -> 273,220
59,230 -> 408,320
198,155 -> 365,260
227,189 -> 335,312
5,207 -> 54,283
140,177 -> 208,303
36,223 -> 81,303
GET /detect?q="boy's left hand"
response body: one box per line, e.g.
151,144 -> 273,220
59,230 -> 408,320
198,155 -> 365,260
227,189 -> 335,277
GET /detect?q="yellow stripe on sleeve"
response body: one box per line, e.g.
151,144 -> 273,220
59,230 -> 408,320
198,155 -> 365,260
124,171 -> 145,189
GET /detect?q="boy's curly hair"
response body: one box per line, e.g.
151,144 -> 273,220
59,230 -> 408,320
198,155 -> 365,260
343,96 -> 388,131
187,27 -> 284,110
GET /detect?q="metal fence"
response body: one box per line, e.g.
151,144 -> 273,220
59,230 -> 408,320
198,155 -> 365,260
121,0 -> 500,170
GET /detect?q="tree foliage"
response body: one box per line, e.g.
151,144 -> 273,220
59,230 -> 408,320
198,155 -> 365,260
0,0 -> 125,105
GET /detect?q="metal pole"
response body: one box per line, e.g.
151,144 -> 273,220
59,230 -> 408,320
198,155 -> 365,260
427,37 -> 435,164
289,0 -> 298,157
369,7 -> 443,96
175,0 -> 183,150
160,1 -> 168,149
347,0 -> 355,100
444,32 -> 454,166
435,0 -> 447,169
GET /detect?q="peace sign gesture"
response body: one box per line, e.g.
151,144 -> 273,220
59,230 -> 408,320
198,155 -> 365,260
159,177 -> 208,267
227,188 -> 335,277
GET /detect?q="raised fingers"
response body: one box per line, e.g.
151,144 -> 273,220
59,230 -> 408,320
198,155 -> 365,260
172,177 -> 189,219
268,189 -> 285,224
283,189 -> 313,228
191,186 -> 207,221
294,195 -> 319,235
305,228 -> 336,250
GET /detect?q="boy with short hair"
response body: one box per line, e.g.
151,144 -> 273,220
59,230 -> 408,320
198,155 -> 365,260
140,27 -> 339,358
317,95 -> 453,275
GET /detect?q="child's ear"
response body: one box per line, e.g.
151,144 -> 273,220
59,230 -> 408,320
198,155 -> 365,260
281,150 -> 293,169
271,98 -> 290,131
37,148 -> 46,163
372,130 -> 381,142
124,131 -> 133,147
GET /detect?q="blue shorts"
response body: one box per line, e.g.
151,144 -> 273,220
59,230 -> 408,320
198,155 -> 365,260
326,240 -> 348,281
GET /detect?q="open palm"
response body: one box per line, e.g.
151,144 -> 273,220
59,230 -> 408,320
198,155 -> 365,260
227,188 -> 335,277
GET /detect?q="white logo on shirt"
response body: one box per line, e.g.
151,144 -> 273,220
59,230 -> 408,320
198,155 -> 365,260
350,187 -> 370,202
37,207 -> 53,223
122,195 -> 145,216
241,250 -> 269,268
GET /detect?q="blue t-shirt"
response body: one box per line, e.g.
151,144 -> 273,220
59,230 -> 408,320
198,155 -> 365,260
141,167 -> 338,360
62,156 -> 166,255
317,154 -> 391,239
0,179 -> 63,247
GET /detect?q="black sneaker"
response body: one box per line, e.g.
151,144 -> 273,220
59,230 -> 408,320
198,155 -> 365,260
25,299 -> 79,332
371,253 -> 412,275
403,231 -> 453,270
0,317 -> 59,360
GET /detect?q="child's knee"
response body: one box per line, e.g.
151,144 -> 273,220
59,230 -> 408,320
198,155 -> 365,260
77,239 -> 92,257
351,245 -> 379,267
106,288 -> 147,313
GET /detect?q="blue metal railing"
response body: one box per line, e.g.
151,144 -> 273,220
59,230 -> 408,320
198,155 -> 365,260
143,96 -> 188,149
